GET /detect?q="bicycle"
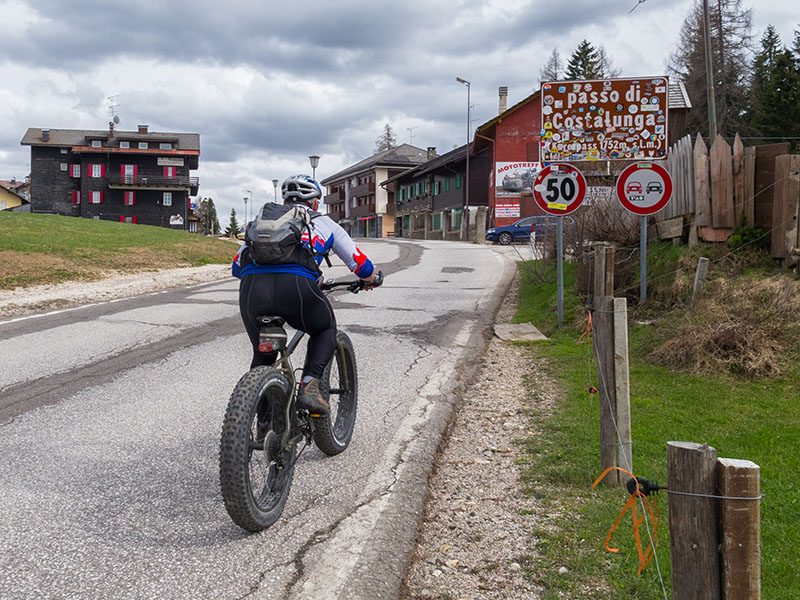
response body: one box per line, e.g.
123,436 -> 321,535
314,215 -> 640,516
219,272 -> 383,532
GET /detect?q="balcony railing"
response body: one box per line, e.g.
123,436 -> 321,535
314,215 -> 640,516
326,209 -> 345,222
349,181 -> 375,197
324,189 -> 344,204
108,174 -> 199,194
350,203 -> 375,219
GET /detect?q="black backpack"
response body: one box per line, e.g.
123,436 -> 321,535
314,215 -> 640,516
243,203 -> 320,274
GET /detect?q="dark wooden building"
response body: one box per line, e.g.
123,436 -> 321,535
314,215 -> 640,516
20,124 -> 200,229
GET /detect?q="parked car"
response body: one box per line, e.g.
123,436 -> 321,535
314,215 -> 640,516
486,215 -> 575,245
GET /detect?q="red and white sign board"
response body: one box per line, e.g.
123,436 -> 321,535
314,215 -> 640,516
615,162 -> 672,215
532,163 -> 587,215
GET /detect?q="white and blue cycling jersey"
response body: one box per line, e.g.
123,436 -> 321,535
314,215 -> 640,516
232,204 -> 375,281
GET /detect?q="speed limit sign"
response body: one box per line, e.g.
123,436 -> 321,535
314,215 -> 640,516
532,163 -> 587,215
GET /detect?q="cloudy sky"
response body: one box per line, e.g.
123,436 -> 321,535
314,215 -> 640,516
1,0 -> 796,225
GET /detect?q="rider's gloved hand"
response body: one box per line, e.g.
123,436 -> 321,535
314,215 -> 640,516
361,270 -> 383,291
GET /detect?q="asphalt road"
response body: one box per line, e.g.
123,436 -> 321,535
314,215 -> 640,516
0,239 -> 517,600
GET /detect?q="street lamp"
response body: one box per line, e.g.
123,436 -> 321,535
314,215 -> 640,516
245,189 -> 252,222
243,196 -> 248,224
308,155 -> 320,180
456,77 -> 471,239
272,179 -> 279,202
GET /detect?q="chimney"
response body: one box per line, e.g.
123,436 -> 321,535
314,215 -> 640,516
499,87 -> 508,114
138,124 -> 149,134
427,146 -> 437,159
41,128 -> 50,142
109,121 -> 115,137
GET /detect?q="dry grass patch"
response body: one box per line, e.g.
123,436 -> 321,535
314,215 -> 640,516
649,275 -> 800,378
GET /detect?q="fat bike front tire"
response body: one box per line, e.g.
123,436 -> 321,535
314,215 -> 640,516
219,366 -> 296,532
314,331 -> 358,456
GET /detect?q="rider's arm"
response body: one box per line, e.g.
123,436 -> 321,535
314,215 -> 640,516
324,218 -> 375,280
231,242 -> 248,278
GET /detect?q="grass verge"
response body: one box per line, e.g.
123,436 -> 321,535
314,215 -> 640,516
515,257 -> 800,599
0,212 -> 236,290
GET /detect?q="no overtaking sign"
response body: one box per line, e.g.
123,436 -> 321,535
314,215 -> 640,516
615,162 -> 673,215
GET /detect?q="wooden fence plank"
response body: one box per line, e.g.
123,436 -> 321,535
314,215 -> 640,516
744,146 -> 756,226
733,134 -> 745,224
694,134 -> 711,227
711,134 -> 734,228
594,296 -> 619,485
754,142 -> 790,230
787,156 -> 800,263
613,298 -> 632,473
772,155 -> 791,258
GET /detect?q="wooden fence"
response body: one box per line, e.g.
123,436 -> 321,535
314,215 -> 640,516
658,134 -> 799,263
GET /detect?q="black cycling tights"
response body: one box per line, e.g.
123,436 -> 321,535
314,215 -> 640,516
239,273 -> 337,380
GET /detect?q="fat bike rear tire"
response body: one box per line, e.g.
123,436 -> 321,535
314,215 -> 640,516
314,332 -> 358,456
219,366 -> 296,532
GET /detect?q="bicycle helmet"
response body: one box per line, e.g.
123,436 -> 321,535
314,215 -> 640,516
281,174 -> 322,205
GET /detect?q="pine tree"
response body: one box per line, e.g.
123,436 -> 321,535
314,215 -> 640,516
539,47 -> 563,83
668,0 -> 754,140
374,124 -> 397,153
197,197 -> 221,235
565,40 -> 601,79
225,208 -> 241,238
749,26 -> 800,150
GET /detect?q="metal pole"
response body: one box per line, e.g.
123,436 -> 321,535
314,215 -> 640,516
640,215 -> 647,303
465,82 -> 470,238
703,0 -> 717,140
557,216 -> 564,328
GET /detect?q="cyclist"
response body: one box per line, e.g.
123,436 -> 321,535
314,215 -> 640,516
232,174 -> 379,415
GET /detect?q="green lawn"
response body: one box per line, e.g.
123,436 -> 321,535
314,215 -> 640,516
514,258 -> 800,599
0,212 -> 235,289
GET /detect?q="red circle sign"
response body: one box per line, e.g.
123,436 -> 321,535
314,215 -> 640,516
532,164 -> 587,215
616,162 -> 673,215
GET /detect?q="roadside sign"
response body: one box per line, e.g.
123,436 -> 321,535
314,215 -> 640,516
540,76 -> 669,162
532,163 -> 587,215
615,162 -> 673,215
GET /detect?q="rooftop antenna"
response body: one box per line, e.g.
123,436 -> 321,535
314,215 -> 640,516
407,126 -> 418,145
107,95 -> 120,124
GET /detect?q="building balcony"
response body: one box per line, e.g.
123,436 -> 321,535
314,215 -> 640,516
108,174 -> 199,195
324,189 -> 344,204
326,208 -> 345,222
349,181 -> 375,197
349,203 -> 375,219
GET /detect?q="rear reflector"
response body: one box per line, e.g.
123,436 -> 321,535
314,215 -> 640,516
258,342 -> 274,353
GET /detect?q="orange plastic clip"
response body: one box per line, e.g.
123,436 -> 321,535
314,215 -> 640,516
578,310 -> 593,347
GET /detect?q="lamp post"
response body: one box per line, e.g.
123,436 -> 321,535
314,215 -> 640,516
308,155 -> 320,180
272,179 -> 279,202
243,196 -> 248,224
456,77 -> 471,240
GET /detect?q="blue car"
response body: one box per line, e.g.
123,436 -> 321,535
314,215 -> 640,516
486,215 -> 576,245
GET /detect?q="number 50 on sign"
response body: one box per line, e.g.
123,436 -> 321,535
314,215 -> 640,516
532,164 -> 587,215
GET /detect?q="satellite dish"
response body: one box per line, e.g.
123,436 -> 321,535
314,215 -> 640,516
113,115 -> 120,124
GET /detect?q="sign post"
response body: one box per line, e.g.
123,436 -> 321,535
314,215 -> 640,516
615,161 -> 673,302
533,163 -> 587,327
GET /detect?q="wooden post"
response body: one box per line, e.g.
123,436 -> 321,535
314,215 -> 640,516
593,242 -> 607,301
695,134 -> 711,227
594,296 -> 618,484
786,156 -> 800,263
613,298 -> 632,473
603,246 -> 615,297
718,458 -> 761,600
692,257 -> 710,304
667,441 -> 720,600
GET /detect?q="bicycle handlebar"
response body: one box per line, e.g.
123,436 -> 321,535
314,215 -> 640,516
320,270 -> 384,294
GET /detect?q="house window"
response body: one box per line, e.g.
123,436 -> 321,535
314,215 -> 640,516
163,192 -> 172,206
163,166 -> 176,177
434,181 -> 440,195
451,208 -> 462,229
138,142 -> 148,149
90,164 -> 105,178
120,141 -> 130,149
1,200 -> 6,210
70,164 -> 80,178
90,191 -> 103,204
121,164 -> 137,183
124,191 -> 136,205
60,148 -> 68,154
455,174 -> 462,189
120,216 -> 137,224
60,163 -> 68,171
91,140 -> 102,148
159,143 -> 172,150
72,191 -> 81,204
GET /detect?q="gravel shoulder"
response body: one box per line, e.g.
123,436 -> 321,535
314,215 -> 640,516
401,276 -> 558,600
